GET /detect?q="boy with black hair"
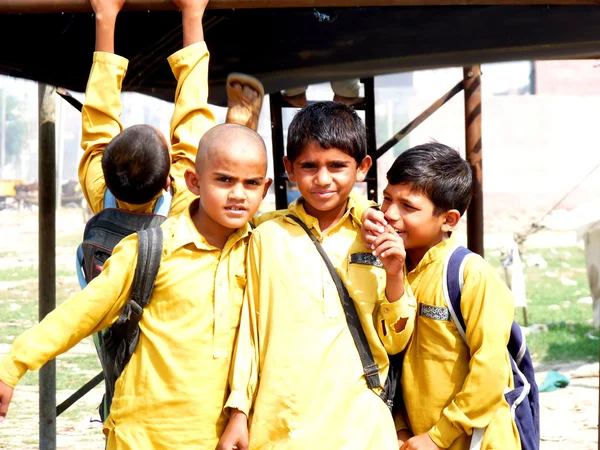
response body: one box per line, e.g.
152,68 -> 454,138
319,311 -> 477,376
80,0 -> 263,215
362,142 -> 520,450
218,101 -> 416,450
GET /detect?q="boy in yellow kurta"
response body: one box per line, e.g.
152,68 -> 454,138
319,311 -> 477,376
80,0 -> 262,216
362,142 -> 520,450
0,123 -> 272,449
218,101 -> 417,450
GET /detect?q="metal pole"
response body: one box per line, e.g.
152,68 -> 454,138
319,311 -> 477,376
269,93 -> 288,210
0,77 -> 6,180
38,82 -> 56,450
362,77 -> 378,202
463,66 -> 483,257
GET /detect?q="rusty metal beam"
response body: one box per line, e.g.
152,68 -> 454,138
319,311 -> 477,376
375,79 -> 464,160
1,0 -> 600,13
463,66 -> 483,257
38,83 -> 57,450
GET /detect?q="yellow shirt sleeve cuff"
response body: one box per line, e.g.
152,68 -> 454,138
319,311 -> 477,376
92,51 -> 129,70
428,414 -> 463,448
167,41 -> 208,67
381,292 -> 416,324
0,354 -> 26,389
224,389 -> 253,417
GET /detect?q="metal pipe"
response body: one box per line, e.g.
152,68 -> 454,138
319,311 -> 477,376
463,66 -> 483,257
269,93 -> 288,210
375,79 -> 464,160
362,77 -> 378,202
38,83 -> 56,450
2,0 -> 600,14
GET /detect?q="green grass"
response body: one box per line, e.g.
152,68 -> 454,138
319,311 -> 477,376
486,245 -> 598,363
0,266 -> 73,282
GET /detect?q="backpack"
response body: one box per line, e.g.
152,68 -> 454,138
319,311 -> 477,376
443,246 -> 540,450
69,188 -> 170,422
287,214 -> 403,412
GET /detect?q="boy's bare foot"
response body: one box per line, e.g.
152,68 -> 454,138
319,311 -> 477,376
226,73 -> 264,132
281,92 -> 307,108
333,93 -> 364,106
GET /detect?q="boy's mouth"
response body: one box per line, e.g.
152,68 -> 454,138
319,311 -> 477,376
225,205 -> 247,212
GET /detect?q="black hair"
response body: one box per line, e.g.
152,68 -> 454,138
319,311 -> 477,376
101,124 -> 171,205
286,101 -> 367,164
387,142 -> 473,216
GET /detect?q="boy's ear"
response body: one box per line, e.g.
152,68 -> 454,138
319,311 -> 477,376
441,209 -> 461,232
356,155 -> 373,183
283,156 -> 296,182
184,168 -> 201,196
261,178 -> 273,199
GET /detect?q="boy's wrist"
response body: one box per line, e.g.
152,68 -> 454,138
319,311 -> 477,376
94,10 -> 119,23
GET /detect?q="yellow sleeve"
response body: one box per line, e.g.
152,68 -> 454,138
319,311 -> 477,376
428,257 -> 515,448
0,234 -> 138,388
376,279 -> 417,355
79,52 -> 128,215
225,232 -> 261,416
167,41 -> 216,216
350,191 -> 378,224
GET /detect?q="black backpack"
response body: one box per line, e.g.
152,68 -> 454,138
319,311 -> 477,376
57,189 -> 168,421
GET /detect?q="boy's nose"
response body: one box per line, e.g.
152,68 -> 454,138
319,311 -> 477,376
384,204 -> 401,222
315,168 -> 332,185
229,183 -> 246,200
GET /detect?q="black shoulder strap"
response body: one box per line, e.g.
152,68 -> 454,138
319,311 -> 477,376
113,227 -> 164,379
286,214 -> 382,391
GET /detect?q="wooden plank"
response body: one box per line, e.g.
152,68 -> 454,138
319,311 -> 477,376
1,0 -> 600,14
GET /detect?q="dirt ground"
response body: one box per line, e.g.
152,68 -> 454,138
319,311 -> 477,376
0,208 -> 597,449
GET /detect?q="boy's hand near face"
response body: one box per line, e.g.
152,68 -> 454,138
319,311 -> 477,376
0,380 -> 14,423
400,433 -> 442,450
361,207 -> 387,249
371,223 -> 406,303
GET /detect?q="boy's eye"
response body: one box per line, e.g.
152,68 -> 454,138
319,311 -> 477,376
404,203 -> 415,210
246,180 -> 259,186
217,176 -> 231,183
300,163 -> 316,169
382,197 -> 391,203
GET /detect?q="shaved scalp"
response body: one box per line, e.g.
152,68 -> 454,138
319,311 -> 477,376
196,123 -> 267,171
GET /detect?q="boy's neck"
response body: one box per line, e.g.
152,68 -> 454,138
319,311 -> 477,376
405,232 -> 452,272
303,199 -> 349,234
192,204 -> 236,250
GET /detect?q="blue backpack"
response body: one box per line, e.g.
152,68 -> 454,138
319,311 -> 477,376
443,246 -> 540,450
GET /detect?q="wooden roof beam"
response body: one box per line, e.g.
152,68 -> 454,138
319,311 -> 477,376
1,0 -> 600,14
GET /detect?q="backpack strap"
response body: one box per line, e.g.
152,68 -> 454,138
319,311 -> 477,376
442,246 -> 473,342
153,186 -> 173,216
75,244 -> 88,289
442,245 -> 484,450
286,214 -> 384,393
103,188 -> 118,209
113,227 -> 163,379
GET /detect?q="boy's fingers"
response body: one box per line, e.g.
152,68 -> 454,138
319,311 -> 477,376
0,389 -> 13,421
363,219 -> 385,235
363,208 -> 387,226
371,231 -> 401,249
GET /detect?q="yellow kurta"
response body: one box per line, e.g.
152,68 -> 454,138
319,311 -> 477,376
0,199 -> 249,449
398,236 -> 521,450
226,197 -> 417,450
79,41 -> 216,215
